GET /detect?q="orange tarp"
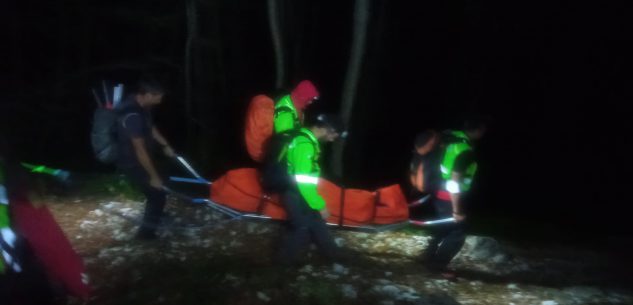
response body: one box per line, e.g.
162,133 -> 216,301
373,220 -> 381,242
210,168 -> 409,225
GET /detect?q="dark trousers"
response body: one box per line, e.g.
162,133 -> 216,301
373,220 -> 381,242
1,242 -> 65,305
121,166 -> 166,236
422,198 -> 466,270
277,190 -> 338,265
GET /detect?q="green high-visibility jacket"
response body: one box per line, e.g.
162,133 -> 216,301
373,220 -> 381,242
286,128 -> 325,210
0,162 -> 9,228
440,130 -> 477,192
274,95 -> 301,134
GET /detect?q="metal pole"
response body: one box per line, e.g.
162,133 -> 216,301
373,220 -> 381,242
91,88 -> 103,108
102,80 -> 111,109
408,194 -> 432,208
192,199 -> 242,218
169,176 -> 211,185
409,217 -> 456,226
175,155 -> 204,180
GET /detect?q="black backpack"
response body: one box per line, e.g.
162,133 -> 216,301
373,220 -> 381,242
90,81 -> 125,164
91,108 -> 120,164
440,129 -> 470,146
260,130 -> 306,193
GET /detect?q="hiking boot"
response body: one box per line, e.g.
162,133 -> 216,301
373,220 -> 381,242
423,261 -> 444,273
327,248 -> 364,265
425,263 -> 459,282
415,253 -> 435,265
439,270 -> 458,282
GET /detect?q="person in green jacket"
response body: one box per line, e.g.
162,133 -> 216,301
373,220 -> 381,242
276,114 -> 344,265
0,142 -> 21,276
0,148 -> 69,304
273,80 -> 320,134
420,117 -> 487,280
1,165 -> 20,276
1,158 -> 69,275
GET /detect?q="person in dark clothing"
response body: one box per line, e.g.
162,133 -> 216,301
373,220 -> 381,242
409,130 -> 442,195
117,76 -> 175,239
419,118 -> 487,280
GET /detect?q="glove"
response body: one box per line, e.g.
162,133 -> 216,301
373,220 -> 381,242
1,227 -> 22,273
54,169 -> 71,183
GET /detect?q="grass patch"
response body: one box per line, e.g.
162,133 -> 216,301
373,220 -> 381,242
296,279 -> 343,305
74,174 -> 143,201
396,224 -> 431,236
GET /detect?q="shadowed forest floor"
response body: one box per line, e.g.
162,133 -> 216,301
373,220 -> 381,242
34,178 -> 633,305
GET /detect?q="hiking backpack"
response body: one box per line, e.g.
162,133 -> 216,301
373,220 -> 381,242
90,81 -> 125,164
260,129 -> 314,193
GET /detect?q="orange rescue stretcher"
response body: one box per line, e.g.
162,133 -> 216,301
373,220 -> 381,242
169,169 -> 410,232
169,157 -> 450,233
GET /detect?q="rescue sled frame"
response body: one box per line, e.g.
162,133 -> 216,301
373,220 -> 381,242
168,156 -> 453,233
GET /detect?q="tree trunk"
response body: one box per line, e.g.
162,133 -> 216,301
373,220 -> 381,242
8,1 -> 24,95
55,2 -> 69,99
331,0 -> 371,178
268,0 -> 285,89
211,5 -> 227,112
184,0 -> 198,145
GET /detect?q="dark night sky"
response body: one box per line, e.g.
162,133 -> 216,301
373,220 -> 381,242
2,0 -> 633,237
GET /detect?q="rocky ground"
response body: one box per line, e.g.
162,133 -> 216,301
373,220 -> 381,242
41,193 -> 633,305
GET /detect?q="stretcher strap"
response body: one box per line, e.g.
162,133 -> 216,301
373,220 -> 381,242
371,190 -> 380,223
257,194 -> 269,214
338,188 -> 346,227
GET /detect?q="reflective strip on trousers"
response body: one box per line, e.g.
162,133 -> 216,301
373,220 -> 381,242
294,175 -> 318,184
0,185 -> 7,204
440,165 -> 449,175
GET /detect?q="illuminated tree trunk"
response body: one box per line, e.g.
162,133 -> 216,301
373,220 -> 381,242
184,0 -> 198,142
268,0 -> 286,89
331,0 -> 370,177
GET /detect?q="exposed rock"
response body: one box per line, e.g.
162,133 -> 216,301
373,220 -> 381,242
456,236 -> 510,264
333,263 -> 348,275
299,265 -> 313,273
381,285 -> 400,297
256,291 -> 271,302
341,284 -> 357,299
335,237 -> 345,246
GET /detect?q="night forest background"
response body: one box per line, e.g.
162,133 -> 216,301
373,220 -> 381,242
2,0 -> 633,239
